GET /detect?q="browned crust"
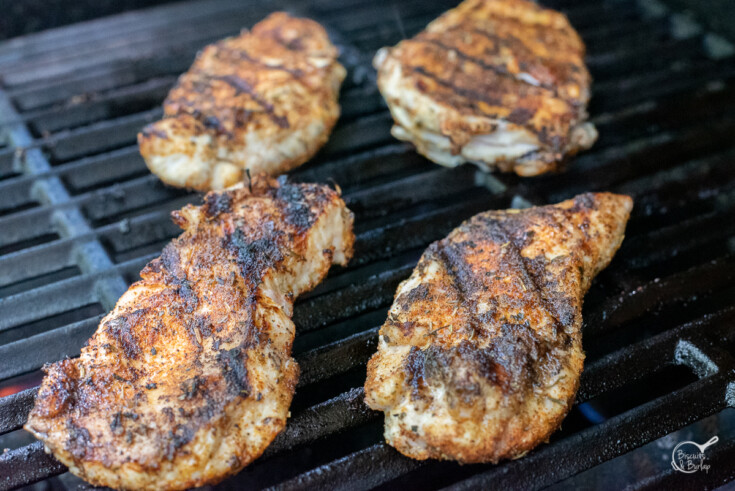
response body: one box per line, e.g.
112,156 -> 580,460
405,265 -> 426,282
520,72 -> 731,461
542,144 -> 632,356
138,13 -> 345,190
375,0 -> 596,175
25,175 -> 355,490
365,193 -> 633,463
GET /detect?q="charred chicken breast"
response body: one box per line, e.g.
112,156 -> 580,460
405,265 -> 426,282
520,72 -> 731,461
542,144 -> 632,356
25,175 -> 354,490
364,193 -> 632,463
139,13 -> 346,191
374,0 -> 597,176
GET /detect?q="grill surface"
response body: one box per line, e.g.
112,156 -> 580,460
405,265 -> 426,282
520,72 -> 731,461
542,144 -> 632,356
1,0 -> 735,489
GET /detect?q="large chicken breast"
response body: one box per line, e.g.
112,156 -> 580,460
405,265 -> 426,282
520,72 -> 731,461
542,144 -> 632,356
138,13 -> 346,191
365,193 -> 632,462
374,0 -> 597,176
25,175 -> 354,490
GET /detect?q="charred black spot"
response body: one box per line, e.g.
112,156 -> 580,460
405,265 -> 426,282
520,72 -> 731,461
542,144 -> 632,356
204,191 -> 232,217
405,328 -> 547,404
522,229 -> 536,248
404,342 -> 501,404
401,283 -> 431,304
202,115 -> 225,132
185,315 -> 212,348
105,311 -> 147,360
269,177 -> 318,231
571,193 -> 596,212
217,347 -> 251,398
144,258 -> 163,274
65,419 -> 91,458
404,346 -> 428,399
176,279 -> 198,313
180,376 -> 205,400
110,412 -> 123,435
507,107 -> 535,125
484,323 -> 544,391
224,228 -> 285,289
140,125 -> 169,140
166,424 -> 194,460
161,244 -> 183,278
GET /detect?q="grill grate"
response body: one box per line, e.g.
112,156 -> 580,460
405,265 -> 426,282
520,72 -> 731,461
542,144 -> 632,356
1,0 -> 735,489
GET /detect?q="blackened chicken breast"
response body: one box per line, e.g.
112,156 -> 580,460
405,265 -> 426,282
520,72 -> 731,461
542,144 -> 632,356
365,193 -> 632,463
26,175 -> 354,490
375,0 -> 597,176
139,13 -> 345,191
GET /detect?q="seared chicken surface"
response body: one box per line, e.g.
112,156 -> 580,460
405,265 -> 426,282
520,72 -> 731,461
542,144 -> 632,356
139,13 -> 346,191
375,0 -> 597,176
365,193 -> 632,462
25,176 -> 354,490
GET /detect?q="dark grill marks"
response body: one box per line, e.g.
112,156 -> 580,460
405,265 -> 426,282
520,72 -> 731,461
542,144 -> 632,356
419,36 -> 558,96
214,44 -> 305,80
463,26 -> 581,96
210,74 -> 290,129
104,309 -> 149,360
409,65 -> 503,110
406,64 -> 566,148
432,242 -> 481,335
225,229 -> 285,290
490,215 -> 570,333
217,347 -> 251,398
419,216 -> 564,394
270,177 -> 319,231
405,341 -> 505,401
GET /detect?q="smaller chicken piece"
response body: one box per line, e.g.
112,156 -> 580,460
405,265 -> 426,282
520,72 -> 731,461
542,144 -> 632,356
374,0 -> 597,176
139,13 -> 345,191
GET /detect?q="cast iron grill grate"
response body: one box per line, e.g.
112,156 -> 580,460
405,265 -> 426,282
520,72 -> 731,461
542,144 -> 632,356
1,0 -> 735,489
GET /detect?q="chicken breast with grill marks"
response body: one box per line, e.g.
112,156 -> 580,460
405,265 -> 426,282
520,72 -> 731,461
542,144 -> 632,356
374,0 -> 597,176
364,193 -> 631,463
25,175 -> 354,490
138,13 -> 346,191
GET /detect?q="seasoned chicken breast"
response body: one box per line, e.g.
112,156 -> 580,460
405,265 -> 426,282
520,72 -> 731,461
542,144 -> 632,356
138,13 -> 346,191
364,193 -> 632,463
374,0 -> 597,176
25,176 -> 354,490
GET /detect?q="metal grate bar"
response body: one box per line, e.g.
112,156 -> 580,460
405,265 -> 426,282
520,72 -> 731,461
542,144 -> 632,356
0,441 -> 67,489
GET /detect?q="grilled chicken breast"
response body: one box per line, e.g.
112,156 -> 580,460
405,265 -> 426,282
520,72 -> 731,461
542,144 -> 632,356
374,0 -> 597,176
25,176 -> 354,490
364,193 -> 631,463
138,13 -> 346,191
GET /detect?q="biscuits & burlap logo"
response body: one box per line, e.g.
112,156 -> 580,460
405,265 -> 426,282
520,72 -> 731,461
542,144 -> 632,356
671,436 -> 718,474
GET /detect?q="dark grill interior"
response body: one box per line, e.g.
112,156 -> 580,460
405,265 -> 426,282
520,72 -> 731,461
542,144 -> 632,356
1,0 -> 735,489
